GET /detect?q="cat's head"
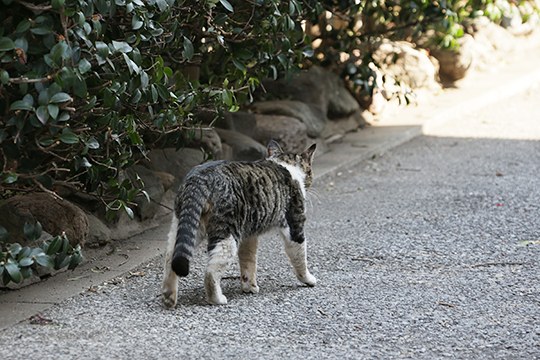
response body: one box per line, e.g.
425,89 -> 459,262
267,140 -> 317,188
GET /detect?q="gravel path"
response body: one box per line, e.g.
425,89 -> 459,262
1,89 -> 539,359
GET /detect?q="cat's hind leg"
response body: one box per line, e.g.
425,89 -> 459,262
280,227 -> 317,287
205,236 -> 237,305
161,215 -> 179,308
238,235 -> 260,294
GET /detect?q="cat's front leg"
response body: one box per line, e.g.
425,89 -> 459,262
162,216 -> 179,308
205,236 -> 237,305
280,227 -> 317,287
238,235 -> 260,294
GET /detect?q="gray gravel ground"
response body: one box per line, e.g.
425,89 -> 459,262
1,89 -> 540,359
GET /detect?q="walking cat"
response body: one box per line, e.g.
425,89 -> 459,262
161,140 -> 317,307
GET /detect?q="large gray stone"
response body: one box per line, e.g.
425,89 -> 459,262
261,66 -> 360,119
320,109 -> 368,140
252,100 -> 326,137
144,147 -> 205,188
251,114 -> 308,153
0,193 -> 89,247
85,213 -> 112,248
216,128 -> 266,161
127,165 -> 167,221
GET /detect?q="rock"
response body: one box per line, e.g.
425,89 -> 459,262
251,114 -> 308,153
144,147 -> 205,188
252,100 -> 326,137
191,128 -> 223,159
85,214 -> 112,248
216,128 -> 266,161
220,143 -> 234,160
222,111 -> 258,136
0,193 -> 89,247
320,109 -> 368,140
372,40 -> 441,91
220,113 -> 309,153
472,17 -> 515,53
261,65 -> 360,120
430,34 -> 475,82
127,165 -> 166,221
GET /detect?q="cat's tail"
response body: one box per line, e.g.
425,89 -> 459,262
170,181 -> 210,277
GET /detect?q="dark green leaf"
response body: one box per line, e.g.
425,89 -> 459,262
232,58 -> 246,72
34,254 -> 53,268
48,104 -> 59,119
51,0 -> 65,9
59,128 -> 79,144
46,237 -> 62,255
182,37 -> 194,61
50,92 -> 72,103
219,0 -> 234,12
20,267 -> 33,279
132,14 -> 144,30
19,257 -> 34,267
36,105 -> 49,124
55,253 -> 70,270
5,261 -> 22,283
123,53 -> 140,74
0,37 -> 15,51
112,40 -> 132,53
23,222 -> 36,241
67,252 -> 83,270
16,20 -> 31,33
86,137 -> 99,149
9,243 -> 22,256
78,58 -> 92,74
0,226 -> 9,242
2,172 -> 18,184
0,70 -> 9,85
9,100 -> 32,111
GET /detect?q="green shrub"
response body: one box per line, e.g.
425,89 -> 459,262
0,0 -> 313,217
0,222 -> 83,286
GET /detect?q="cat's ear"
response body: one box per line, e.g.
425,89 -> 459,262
302,143 -> 317,163
267,140 -> 283,157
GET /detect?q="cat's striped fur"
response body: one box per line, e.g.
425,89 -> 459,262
161,140 -> 317,306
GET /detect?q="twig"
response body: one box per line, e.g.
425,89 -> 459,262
8,76 -> 52,84
16,0 -> 52,12
33,179 -> 64,201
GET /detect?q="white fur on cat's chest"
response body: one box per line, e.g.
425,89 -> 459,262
272,161 -> 307,198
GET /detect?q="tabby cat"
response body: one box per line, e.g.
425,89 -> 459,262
161,140 -> 317,307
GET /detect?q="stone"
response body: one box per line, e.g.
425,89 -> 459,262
430,34 -> 475,82
320,109 -> 368,140
144,147 -> 205,188
472,17 -> 515,53
251,114 -> 308,153
372,40 -> 441,91
220,113 -> 309,153
85,213 -> 112,248
216,128 -> 266,161
191,128 -> 223,159
261,65 -> 360,119
0,193 -> 89,247
221,111 -> 260,145
252,100 -> 326,137
127,165 -> 166,221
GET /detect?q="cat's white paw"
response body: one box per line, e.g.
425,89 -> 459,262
162,289 -> 177,308
299,272 -> 317,287
208,294 -> 228,305
241,282 -> 260,294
